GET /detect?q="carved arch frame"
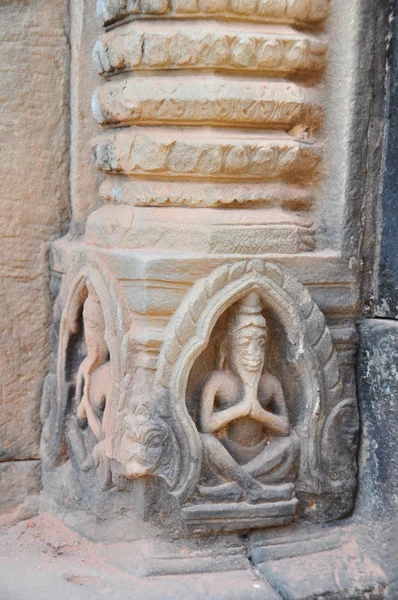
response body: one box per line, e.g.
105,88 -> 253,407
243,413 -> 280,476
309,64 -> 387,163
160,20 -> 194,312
47,256 -> 129,467
155,259 -> 344,504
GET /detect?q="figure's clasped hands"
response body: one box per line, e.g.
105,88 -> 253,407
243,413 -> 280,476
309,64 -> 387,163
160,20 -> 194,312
244,395 -> 290,437
234,393 -> 255,419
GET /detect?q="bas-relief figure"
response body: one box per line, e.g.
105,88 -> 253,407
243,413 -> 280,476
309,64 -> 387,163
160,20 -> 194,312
56,276 -> 182,492
196,293 -> 299,506
147,258 -> 359,530
75,281 -> 110,443
62,281 -> 113,485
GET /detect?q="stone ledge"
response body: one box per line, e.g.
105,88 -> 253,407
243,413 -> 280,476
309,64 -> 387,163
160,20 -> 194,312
93,24 -> 326,76
49,239 -> 359,320
100,179 -> 313,209
98,0 -> 329,27
85,205 -> 315,254
250,521 -> 387,599
91,129 -> 321,183
181,499 -> 298,533
93,78 -> 323,130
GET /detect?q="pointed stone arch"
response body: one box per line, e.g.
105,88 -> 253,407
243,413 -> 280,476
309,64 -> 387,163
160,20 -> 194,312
155,259 -> 343,503
43,259 -> 128,466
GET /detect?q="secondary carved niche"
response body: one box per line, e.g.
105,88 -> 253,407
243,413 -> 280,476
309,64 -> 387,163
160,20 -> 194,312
45,262 -> 185,495
42,267 -> 124,490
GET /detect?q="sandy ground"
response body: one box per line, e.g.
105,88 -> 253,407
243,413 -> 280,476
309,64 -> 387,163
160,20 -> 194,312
0,514 -> 281,600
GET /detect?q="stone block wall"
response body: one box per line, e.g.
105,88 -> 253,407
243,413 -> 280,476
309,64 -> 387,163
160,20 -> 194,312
0,0 -> 69,522
356,2 -> 398,595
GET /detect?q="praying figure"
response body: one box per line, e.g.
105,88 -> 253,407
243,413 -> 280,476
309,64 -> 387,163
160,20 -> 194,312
198,292 -> 299,503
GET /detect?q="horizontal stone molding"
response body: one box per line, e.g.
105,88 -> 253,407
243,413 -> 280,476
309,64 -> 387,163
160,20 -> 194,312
93,78 -> 323,130
93,24 -> 326,76
97,0 -> 329,27
100,179 -> 313,209
181,499 -> 298,533
49,242 -> 357,318
92,129 -> 321,183
92,252 -> 358,318
85,205 -> 315,253
118,280 -> 357,321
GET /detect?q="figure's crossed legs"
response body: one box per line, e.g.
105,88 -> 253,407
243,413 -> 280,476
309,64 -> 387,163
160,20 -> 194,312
199,434 -> 295,503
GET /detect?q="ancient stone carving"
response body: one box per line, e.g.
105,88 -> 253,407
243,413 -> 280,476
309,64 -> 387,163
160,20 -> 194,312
116,259 -> 356,531
100,179 -> 313,209
92,130 -> 320,183
321,399 -> 359,488
93,27 -> 327,76
37,0 -> 364,543
56,278 -> 113,486
195,292 -> 299,506
117,404 -> 181,488
98,0 -> 329,26
92,0 -> 325,264
93,80 -> 322,131
41,264 -> 128,491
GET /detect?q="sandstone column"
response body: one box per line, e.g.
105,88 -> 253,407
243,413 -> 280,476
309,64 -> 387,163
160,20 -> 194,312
42,0 -> 362,537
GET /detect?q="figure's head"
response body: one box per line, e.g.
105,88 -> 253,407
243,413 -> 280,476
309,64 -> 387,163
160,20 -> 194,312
228,293 -> 267,376
119,405 -> 180,489
120,406 -> 165,477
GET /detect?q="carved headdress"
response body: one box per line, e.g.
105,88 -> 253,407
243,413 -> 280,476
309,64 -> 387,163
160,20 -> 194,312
217,293 -> 267,370
229,292 -> 267,335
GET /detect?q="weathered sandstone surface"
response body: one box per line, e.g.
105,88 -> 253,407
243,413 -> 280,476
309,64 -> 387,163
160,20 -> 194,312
0,0 -> 69,513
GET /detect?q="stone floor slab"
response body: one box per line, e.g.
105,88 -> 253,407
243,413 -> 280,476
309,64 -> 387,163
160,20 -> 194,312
0,514 -> 281,600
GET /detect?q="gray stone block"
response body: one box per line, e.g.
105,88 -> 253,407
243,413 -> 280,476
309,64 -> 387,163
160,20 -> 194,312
357,319 -> 398,521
